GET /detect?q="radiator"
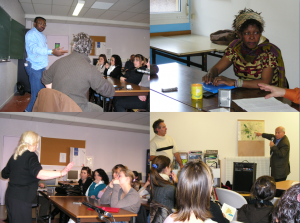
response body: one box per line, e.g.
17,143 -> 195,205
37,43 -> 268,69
225,157 -> 270,184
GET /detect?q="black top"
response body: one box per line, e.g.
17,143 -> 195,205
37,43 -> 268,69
124,60 -> 134,71
78,177 -> 93,195
210,201 -> 230,223
104,66 -> 122,79
122,67 -> 145,85
1,150 -> 42,203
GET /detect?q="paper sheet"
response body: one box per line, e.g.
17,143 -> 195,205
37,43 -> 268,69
233,97 -> 298,112
221,203 -> 237,221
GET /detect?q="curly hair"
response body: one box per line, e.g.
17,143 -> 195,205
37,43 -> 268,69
232,8 -> 265,33
272,183 -> 300,223
72,32 -> 93,56
111,54 -> 122,67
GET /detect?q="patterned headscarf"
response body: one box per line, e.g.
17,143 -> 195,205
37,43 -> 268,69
233,8 -> 265,32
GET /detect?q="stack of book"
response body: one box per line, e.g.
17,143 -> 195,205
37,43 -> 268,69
204,150 -> 219,168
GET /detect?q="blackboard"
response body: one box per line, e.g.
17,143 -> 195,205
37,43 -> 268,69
0,6 -> 25,60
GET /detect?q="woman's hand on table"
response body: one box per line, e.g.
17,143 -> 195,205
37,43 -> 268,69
120,77 -> 126,82
212,76 -> 235,86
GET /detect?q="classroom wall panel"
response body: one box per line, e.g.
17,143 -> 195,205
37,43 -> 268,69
150,112 -> 299,183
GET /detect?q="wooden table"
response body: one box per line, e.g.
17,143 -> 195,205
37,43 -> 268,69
150,63 -> 299,112
49,196 -> 137,223
276,180 -> 299,190
103,77 -> 150,111
150,34 -> 227,71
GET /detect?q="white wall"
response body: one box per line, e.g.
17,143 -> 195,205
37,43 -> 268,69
150,112 -> 299,183
190,0 -> 299,89
0,0 -> 25,108
26,21 -> 150,65
0,117 -> 149,204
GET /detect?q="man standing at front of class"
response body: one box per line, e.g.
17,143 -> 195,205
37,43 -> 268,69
24,17 -> 68,112
150,119 -> 184,169
255,126 -> 290,182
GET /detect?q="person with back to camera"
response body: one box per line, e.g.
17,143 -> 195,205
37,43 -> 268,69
163,160 -> 217,223
104,54 -> 123,79
1,131 -> 74,223
272,183 -> 300,223
202,8 -> 287,89
41,32 -> 115,112
238,175 -> 276,223
150,155 -> 178,211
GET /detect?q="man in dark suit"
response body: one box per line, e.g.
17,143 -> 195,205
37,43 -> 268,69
255,126 -> 290,182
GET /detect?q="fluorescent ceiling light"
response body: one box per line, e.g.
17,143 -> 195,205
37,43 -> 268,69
91,2 -> 114,10
73,0 -> 85,16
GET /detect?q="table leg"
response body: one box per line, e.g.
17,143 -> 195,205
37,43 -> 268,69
187,56 -> 190,67
103,97 -> 107,112
77,218 -> 81,223
152,49 -> 156,64
202,53 -> 207,71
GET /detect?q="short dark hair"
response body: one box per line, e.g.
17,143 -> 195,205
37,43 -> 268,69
99,54 -> 108,64
272,183 -> 300,223
93,169 -> 109,185
250,175 -> 276,208
174,160 -> 213,221
111,54 -> 122,67
238,19 -> 264,34
81,166 -> 92,177
34,17 -> 46,23
133,170 -> 139,180
152,119 -> 164,134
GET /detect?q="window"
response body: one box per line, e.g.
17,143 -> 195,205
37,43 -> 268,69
150,0 -> 189,25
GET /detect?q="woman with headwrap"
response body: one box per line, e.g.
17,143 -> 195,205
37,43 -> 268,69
203,8 -> 287,89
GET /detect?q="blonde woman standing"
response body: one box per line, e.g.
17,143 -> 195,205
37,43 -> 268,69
1,131 -> 74,223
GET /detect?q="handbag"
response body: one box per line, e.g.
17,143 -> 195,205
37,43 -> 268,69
210,29 -> 237,46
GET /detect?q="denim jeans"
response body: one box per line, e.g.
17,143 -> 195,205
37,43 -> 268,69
24,61 -> 45,112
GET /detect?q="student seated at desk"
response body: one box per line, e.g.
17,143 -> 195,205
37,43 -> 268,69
86,168 -> 109,199
133,171 -> 142,191
79,166 -> 93,195
104,54 -> 122,79
100,168 -> 141,215
120,54 -> 146,85
238,176 -> 276,223
114,57 -> 150,112
272,183 -> 300,223
138,172 -> 150,199
202,8 -> 287,89
96,54 -> 108,75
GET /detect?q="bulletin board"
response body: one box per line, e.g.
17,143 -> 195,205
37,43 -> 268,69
237,120 -> 265,156
40,137 -> 85,165
90,36 -> 106,56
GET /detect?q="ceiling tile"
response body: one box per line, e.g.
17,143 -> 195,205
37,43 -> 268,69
51,120 -> 73,125
126,13 -> 149,22
75,112 -> 104,118
126,0 -> 149,13
31,117 -> 53,123
94,113 -> 127,121
67,6 -> 89,17
95,0 -> 119,3
108,1 -> 135,11
20,3 -> 36,14
32,0 -> 52,4
52,5 -> 71,16
82,8 -> 106,18
112,11 -> 138,21
98,10 -> 122,20
10,114 -> 32,121
139,17 -> 149,23
52,0 -> 74,6
72,0 -> 97,8
113,113 -> 146,123
80,21 -> 96,25
19,0 -> 32,3
33,3 -> 52,15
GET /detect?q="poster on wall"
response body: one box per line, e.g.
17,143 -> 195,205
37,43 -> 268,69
237,120 -> 265,156
95,42 -> 106,56
70,147 -> 86,167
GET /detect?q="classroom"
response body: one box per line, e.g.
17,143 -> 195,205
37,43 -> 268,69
0,0 -> 150,112
0,112 -> 150,222
150,0 -> 299,112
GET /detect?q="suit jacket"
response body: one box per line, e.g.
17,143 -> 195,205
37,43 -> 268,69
262,133 -> 290,179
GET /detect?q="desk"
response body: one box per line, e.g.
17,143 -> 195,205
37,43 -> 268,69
103,77 -> 150,112
276,180 -> 299,190
150,63 -> 299,112
150,34 -> 227,71
49,196 -> 137,223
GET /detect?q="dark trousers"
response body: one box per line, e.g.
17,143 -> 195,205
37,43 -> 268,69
113,96 -> 147,112
5,196 -> 32,223
275,177 -> 287,197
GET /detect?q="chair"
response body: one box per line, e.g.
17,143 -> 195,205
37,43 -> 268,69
270,197 -> 280,206
215,188 -> 247,221
32,88 -> 82,112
